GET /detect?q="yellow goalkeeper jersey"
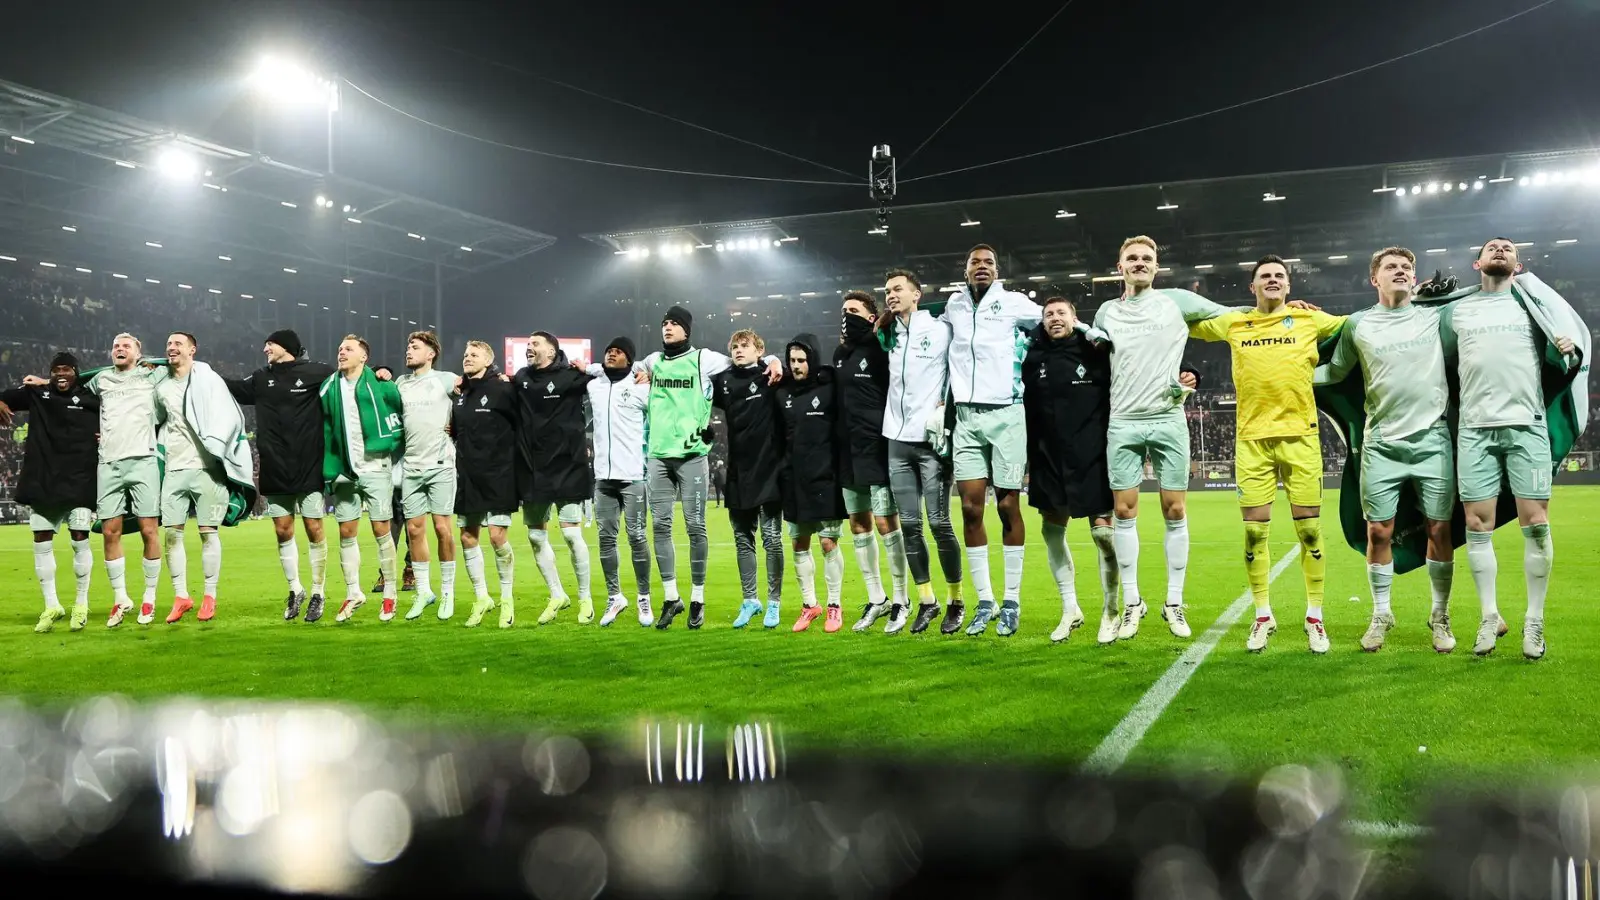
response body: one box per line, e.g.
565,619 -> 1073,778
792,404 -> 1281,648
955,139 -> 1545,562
1188,306 -> 1346,441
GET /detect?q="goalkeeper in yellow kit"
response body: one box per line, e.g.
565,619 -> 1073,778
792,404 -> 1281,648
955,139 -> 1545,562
1189,255 -> 1346,653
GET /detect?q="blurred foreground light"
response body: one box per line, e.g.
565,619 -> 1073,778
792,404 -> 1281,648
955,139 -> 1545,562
523,826 -> 608,900
156,145 -> 200,182
347,789 -> 411,864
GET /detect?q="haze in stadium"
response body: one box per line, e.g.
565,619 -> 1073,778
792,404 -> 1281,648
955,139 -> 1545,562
3,1 -> 1600,897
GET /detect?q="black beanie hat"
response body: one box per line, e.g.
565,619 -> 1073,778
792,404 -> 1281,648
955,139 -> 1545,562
265,329 -> 304,359
50,351 -> 79,372
605,336 -> 636,365
663,305 -> 693,336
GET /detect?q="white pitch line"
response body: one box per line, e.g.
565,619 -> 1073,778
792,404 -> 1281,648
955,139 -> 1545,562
1083,544 -> 1302,775
1344,820 -> 1432,840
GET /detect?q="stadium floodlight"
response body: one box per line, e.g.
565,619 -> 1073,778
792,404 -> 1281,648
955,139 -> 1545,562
75,267 -> 91,274
1282,257 -> 1302,263
145,241 -> 163,249
1055,209 -> 1076,218
1442,182 -> 1453,192
218,255 -> 232,261
1426,248 -> 1448,254
684,243 -> 695,255
1426,182 -> 1439,193
960,219 -> 981,227
779,237 -> 798,243
347,217 -> 362,224
1328,254 -> 1349,261
714,243 -> 725,252
343,277 -> 355,284
1532,172 -> 1548,186
283,267 -> 298,274
1157,202 -> 1179,210
1557,239 -> 1579,245
281,201 -> 298,208
1194,264 -> 1213,270
1457,182 -> 1468,191
111,273 -> 127,279
637,247 -> 650,258
146,278 -> 161,284
156,145 -> 201,182
770,239 -> 780,248
178,283 -> 193,290
460,245 -> 473,252
1473,180 -> 1486,190
8,135 -> 35,145
0,255 -> 17,262
1069,272 -> 1087,278
251,55 -> 339,112
114,159 -> 137,169
39,261 -> 57,268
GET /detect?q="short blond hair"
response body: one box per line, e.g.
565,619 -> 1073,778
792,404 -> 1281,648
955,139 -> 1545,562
341,334 -> 370,358
466,339 -> 494,363
112,332 -> 141,352
1119,235 -> 1158,256
729,329 -> 764,353
1369,246 -> 1416,277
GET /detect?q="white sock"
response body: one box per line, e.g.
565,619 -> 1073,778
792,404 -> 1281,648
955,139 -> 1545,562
1466,530 -> 1497,619
440,560 -> 457,602
852,531 -> 887,604
70,538 -> 92,604
1002,545 -> 1024,606
883,530 -> 909,605
106,556 -> 129,603
690,583 -> 704,605
1113,517 -> 1141,607
278,538 -> 303,594
662,578 -> 680,603
1091,525 -> 1118,617
34,542 -> 60,609
308,539 -> 328,597
1426,559 -> 1452,616
141,557 -> 161,605
560,525 -> 591,602
527,529 -> 566,599
795,551 -> 817,607
1042,523 -> 1078,613
200,531 -> 221,597
1522,524 -> 1552,620
493,540 -> 515,602
1368,562 -> 1394,617
463,546 -> 489,600
413,560 -> 433,598
966,545 -> 994,606
823,546 -> 844,606
376,533 -> 398,601
1163,517 -> 1189,607
165,528 -> 189,598
339,537 -> 362,598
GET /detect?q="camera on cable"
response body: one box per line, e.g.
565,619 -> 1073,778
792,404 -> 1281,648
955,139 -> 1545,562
870,144 -> 896,230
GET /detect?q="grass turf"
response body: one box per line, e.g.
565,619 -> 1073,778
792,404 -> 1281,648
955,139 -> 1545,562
3,487 -> 1597,827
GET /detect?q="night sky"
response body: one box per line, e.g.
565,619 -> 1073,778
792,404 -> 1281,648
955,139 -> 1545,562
4,0 -> 1599,337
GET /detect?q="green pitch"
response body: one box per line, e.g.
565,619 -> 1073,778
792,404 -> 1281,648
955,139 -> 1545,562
3,488 -> 1598,829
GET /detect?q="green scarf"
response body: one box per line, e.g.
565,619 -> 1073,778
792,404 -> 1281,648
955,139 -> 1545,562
319,367 -> 404,481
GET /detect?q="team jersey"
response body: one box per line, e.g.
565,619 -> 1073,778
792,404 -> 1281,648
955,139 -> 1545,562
1094,288 -> 1229,420
84,366 -> 159,462
1322,303 -> 1448,442
1445,289 -> 1543,429
940,285 -> 1041,406
155,373 -> 208,471
395,369 -> 458,471
1189,305 -> 1345,441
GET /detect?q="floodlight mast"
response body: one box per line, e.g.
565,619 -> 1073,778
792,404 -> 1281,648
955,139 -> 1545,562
250,55 -> 340,174
870,144 -> 895,229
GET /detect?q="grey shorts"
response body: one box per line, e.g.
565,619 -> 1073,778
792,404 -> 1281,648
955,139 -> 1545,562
265,492 -> 325,520
30,505 -> 94,534
331,472 -> 395,523
160,467 -> 230,528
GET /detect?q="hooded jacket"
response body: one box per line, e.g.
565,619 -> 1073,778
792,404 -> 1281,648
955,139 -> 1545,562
834,318 -> 891,485
941,283 -> 1041,406
1,379 -> 100,510
452,365 -> 520,515
512,356 -> 595,504
712,361 -> 785,511
227,358 -> 336,496
775,333 -> 847,523
1021,323 -> 1113,514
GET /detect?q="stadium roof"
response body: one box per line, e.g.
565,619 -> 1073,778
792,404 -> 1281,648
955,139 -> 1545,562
0,76 -> 555,299
581,147 -> 1600,292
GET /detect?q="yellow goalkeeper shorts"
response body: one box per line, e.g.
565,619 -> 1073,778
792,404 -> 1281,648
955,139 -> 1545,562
1235,435 -> 1323,509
